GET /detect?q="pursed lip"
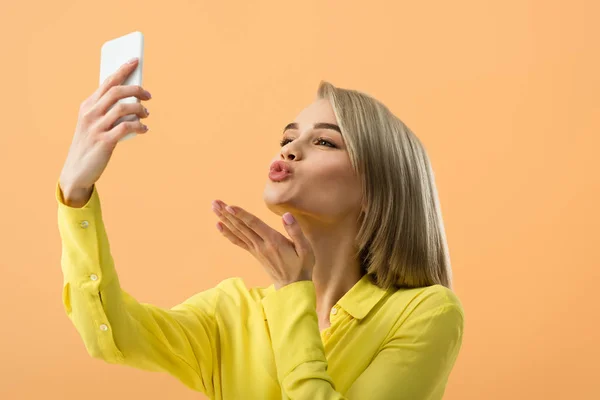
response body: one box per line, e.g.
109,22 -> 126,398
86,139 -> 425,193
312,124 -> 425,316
269,160 -> 293,174
268,161 -> 293,181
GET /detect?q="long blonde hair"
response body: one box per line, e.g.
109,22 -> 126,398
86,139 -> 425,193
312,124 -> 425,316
317,81 -> 453,290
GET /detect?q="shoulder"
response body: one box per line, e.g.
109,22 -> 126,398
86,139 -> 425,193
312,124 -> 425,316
413,284 -> 463,314
387,284 -> 465,331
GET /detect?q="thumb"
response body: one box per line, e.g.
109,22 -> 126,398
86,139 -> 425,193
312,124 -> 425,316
282,213 -> 311,255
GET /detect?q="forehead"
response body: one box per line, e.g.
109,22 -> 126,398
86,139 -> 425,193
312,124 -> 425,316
293,99 -> 337,133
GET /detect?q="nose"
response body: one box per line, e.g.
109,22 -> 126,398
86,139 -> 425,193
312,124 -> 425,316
281,144 -> 300,161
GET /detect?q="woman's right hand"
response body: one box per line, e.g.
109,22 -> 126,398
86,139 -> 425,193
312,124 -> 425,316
59,58 -> 152,207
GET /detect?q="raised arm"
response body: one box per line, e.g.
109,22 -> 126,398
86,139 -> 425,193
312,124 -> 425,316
57,182 -> 220,396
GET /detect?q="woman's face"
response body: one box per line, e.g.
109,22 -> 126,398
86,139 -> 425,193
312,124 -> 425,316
263,98 -> 362,223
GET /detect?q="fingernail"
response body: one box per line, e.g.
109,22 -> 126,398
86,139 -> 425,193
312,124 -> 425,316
141,124 -> 148,131
144,107 -> 149,115
212,201 -> 222,211
143,90 -> 152,99
127,57 -> 138,64
225,206 -> 236,215
216,223 -> 223,232
283,213 -> 295,225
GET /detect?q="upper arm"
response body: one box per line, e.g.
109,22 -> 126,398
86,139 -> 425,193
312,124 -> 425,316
345,304 -> 464,399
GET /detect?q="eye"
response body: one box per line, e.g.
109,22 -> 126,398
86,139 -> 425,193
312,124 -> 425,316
316,138 -> 337,148
279,137 -> 337,148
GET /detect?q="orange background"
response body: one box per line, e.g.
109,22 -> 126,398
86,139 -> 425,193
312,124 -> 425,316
1,1 -> 598,399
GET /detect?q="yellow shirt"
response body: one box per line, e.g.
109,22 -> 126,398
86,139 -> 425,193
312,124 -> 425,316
56,181 -> 465,400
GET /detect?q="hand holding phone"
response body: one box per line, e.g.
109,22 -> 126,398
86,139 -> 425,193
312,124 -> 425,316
99,31 -> 145,142
59,57 -> 151,207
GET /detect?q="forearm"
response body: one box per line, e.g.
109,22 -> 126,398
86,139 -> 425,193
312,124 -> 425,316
262,281 -> 346,399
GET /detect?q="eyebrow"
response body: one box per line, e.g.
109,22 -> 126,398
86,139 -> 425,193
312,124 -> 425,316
283,122 -> 342,135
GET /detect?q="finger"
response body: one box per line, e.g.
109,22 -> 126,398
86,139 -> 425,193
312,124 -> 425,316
94,58 -> 140,101
222,203 -> 276,240
282,212 -> 311,256
105,120 -> 148,143
220,205 -> 265,246
98,102 -> 149,131
217,222 -> 250,251
212,202 -> 254,249
92,85 -> 152,117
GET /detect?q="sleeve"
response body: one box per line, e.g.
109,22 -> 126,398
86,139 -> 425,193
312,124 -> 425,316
56,181 -> 220,397
261,280 -> 464,400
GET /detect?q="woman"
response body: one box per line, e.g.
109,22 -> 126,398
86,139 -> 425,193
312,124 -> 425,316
57,58 -> 464,399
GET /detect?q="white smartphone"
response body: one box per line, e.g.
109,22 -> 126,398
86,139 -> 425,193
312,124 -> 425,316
99,31 -> 145,142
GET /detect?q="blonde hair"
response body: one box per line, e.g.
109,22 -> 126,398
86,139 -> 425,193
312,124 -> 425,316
317,81 -> 453,290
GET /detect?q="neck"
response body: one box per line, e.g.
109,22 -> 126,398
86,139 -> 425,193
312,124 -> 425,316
296,214 -> 363,328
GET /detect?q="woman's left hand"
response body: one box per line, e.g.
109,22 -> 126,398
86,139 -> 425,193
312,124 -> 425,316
212,200 -> 315,290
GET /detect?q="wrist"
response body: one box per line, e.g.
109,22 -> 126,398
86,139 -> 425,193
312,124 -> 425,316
59,182 -> 93,208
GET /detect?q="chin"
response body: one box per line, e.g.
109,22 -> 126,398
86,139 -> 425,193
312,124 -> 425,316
263,183 -> 298,216
263,189 -> 286,216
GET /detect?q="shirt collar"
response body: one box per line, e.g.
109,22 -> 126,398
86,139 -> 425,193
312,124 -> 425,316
337,274 -> 390,320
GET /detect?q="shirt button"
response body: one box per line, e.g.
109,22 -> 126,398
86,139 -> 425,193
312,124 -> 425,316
80,220 -> 90,229
331,307 -> 338,315
90,274 -> 98,281
99,324 -> 108,332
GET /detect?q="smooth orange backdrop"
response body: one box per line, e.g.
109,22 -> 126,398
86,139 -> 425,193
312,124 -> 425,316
1,1 -> 598,399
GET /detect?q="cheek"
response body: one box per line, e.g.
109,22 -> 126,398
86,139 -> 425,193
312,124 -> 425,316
312,162 -> 352,183
306,161 -> 362,203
